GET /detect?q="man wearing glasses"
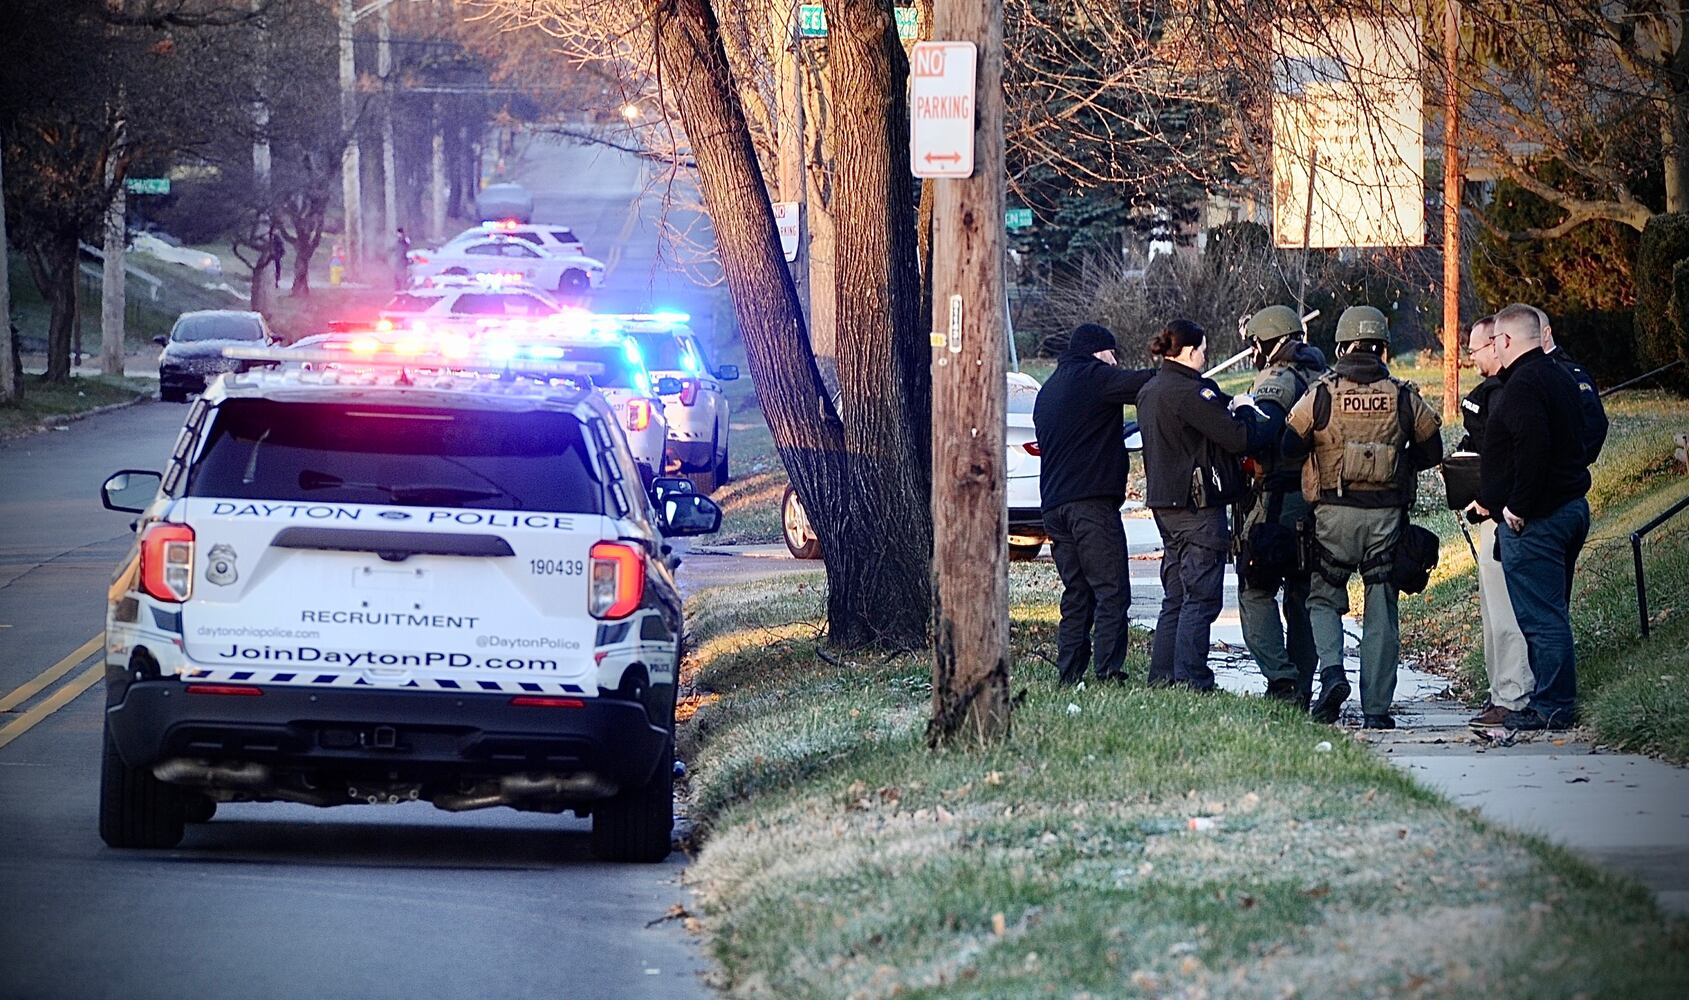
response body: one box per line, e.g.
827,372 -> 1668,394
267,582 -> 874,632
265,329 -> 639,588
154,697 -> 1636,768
1458,317 -> 1532,729
1473,304 -> 1592,732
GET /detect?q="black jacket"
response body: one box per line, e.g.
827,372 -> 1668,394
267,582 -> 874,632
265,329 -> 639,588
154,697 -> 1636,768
1548,347 -> 1609,464
1456,376 -> 1501,453
1033,351 -> 1154,510
1136,359 -> 1262,510
1480,348 -> 1592,519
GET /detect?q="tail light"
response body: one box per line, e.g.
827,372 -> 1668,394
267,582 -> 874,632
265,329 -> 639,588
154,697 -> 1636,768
510,696 -> 585,708
627,398 -> 654,432
140,523 -> 195,602
1022,441 -> 1041,456
186,684 -> 262,697
678,379 -> 699,406
588,541 -> 644,619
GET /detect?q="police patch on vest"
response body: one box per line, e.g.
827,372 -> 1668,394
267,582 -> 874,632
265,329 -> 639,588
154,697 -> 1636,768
1339,395 -> 1392,413
1200,388 -> 1216,401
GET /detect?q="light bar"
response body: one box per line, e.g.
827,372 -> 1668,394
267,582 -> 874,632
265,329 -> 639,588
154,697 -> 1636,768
223,344 -> 607,380
601,312 -> 690,324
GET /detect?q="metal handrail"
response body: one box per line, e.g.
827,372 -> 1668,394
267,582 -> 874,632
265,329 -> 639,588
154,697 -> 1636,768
1632,491 -> 1689,638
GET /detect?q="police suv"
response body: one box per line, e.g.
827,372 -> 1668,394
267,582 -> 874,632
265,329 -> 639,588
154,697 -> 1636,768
97,342 -> 722,862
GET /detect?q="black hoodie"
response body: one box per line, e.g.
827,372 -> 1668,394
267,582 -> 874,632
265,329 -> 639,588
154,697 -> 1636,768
1032,349 -> 1154,511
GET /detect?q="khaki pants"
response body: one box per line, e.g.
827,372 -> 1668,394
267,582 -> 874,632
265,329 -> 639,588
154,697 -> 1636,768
1307,504 -> 1401,718
1477,519 -> 1532,711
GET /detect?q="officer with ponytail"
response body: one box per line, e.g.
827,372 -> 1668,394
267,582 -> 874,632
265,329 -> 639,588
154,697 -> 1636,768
1283,306 -> 1443,728
1137,319 -> 1266,690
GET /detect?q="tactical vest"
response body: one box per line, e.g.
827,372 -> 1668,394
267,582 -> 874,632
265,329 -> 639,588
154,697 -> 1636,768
1251,360 -> 1315,483
1301,376 -> 1414,503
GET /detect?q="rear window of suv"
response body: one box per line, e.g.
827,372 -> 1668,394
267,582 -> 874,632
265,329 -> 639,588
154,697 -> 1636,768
173,314 -> 264,342
188,400 -> 604,514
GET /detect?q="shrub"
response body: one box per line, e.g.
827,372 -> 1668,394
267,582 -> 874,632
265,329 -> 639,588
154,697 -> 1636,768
1471,178 -> 1640,317
1547,309 -> 1637,386
1634,212 -> 1689,392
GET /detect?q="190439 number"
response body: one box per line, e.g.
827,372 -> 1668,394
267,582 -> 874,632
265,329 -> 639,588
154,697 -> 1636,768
530,559 -> 584,576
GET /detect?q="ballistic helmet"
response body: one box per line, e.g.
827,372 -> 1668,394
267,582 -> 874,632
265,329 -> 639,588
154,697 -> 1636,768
1244,306 -> 1302,345
1335,305 -> 1390,344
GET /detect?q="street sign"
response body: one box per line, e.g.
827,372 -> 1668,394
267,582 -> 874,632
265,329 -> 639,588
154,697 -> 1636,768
798,5 -> 919,40
909,41 -> 976,178
1005,208 -> 1033,230
772,201 -> 802,262
124,177 -> 170,196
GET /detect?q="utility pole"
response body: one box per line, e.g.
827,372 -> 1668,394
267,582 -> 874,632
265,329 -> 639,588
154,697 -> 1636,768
430,100 -> 448,241
252,0 -> 273,313
926,0 -> 1009,745
802,45 -> 837,380
378,1 -> 398,243
0,144 -> 16,402
100,104 -> 128,377
773,2 -> 808,320
1441,0 -> 1462,422
339,0 -> 363,275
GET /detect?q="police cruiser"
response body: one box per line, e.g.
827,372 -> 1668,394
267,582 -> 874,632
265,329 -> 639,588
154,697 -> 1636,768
96,340 -> 721,862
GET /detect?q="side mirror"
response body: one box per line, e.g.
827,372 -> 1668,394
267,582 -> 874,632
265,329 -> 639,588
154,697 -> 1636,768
101,469 -> 163,514
153,335 -> 169,347
659,494 -> 722,537
715,364 -> 739,381
654,376 -> 685,396
650,476 -> 695,504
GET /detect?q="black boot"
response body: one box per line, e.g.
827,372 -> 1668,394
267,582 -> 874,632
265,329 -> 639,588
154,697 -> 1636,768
1310,670 -> 1351,725
1264,678 -> 1299,704
1362,714 -> 1396,730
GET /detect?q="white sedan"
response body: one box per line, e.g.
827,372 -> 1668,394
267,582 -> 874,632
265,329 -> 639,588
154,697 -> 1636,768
408,236 -> 605,296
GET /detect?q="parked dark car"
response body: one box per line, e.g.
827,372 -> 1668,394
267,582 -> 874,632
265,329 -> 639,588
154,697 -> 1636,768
474,182 -> 534,224
155,310 -> 274,402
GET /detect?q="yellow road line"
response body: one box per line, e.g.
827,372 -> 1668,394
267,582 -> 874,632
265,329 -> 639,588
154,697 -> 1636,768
0,635 -> 103,713
0,663 -> 104,751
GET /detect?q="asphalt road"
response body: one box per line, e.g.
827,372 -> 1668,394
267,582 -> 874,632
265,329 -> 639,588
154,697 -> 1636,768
0,138 -> 724,1000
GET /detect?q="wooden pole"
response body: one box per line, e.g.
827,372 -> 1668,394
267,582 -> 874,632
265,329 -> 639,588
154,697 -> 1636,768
1441,0 -> 1462,421
928,0 -> 1009,746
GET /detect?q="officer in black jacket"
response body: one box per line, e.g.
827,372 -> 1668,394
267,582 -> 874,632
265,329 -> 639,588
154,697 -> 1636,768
1534,307 -> 1609,465
1032,323 -> 1155,684
1477,304 -> 1592,732
1136,319 -> 1265,690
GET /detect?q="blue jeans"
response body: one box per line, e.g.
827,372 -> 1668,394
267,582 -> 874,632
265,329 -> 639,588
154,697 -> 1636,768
1149,506 -> 1229,690
1499,498 -> 1590,726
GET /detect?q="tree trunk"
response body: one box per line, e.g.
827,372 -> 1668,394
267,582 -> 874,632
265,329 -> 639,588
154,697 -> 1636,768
648,0 -> 904,648
1665,38 -> 1689,214
101,169 -> 128,377
824,0 -> 932,649
291,238 -> 313,296
32,234 -> 79,382
0,143 -> 18,402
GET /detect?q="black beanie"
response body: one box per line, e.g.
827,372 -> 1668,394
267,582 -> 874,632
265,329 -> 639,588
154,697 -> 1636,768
1065,323 -> 1117,357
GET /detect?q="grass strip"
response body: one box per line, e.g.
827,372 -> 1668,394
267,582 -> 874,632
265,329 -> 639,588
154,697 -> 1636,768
0,375 -> 151,439
679,573 -> 1689,998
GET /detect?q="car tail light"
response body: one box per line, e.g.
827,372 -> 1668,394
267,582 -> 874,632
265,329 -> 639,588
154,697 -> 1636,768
627,398 -> 653,432
140,523 -> 195,602
186,684 -> 263,697
410,253 -> 429,264
1023,441 -> 1041,456
678,378 -> 699,406
588,541 -> 644,619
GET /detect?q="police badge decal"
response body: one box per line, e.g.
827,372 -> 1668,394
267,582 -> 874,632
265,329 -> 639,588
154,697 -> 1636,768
205,544 -> 238,586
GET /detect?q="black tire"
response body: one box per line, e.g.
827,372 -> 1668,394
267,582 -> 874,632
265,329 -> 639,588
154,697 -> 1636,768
1009,541 -> 1044,561
590,744 -> 674,863
442,267 -> 469,276
99,722 -> 184,849
713,437 -> 730,488
558,268 -> 589,296
159,385 -> 186,404
183,795 -> 217,823
782,485 -> 822,560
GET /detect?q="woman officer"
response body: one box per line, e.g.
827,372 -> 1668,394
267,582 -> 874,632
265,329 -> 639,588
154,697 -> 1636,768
1136,319 -> 1265,690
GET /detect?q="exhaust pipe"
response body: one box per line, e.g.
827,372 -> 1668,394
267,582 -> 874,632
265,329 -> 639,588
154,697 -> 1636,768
151,758 -> 342,807
434,772 -> 619,812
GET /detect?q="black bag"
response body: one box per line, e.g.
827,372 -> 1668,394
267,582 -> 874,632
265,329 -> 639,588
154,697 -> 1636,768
1440,452 -> 1482,510
1390,521 -> 1440,595
1240,491 -> 1301,590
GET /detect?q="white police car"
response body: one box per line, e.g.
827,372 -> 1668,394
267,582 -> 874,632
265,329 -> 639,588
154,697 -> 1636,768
96,344 -> 721,862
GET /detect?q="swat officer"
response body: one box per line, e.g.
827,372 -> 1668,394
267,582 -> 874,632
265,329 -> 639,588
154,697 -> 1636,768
1235,306 -> 1328,709
1283,306 -> 1443,727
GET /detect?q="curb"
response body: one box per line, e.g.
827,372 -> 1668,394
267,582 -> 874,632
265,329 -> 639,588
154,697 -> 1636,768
2,394 -> 151,443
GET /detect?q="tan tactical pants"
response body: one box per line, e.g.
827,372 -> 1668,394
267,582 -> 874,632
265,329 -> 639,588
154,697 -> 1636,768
1477,518 -> 1532,711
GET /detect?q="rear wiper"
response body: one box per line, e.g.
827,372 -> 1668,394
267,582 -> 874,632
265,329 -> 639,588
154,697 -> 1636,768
298,470 -> 506,506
